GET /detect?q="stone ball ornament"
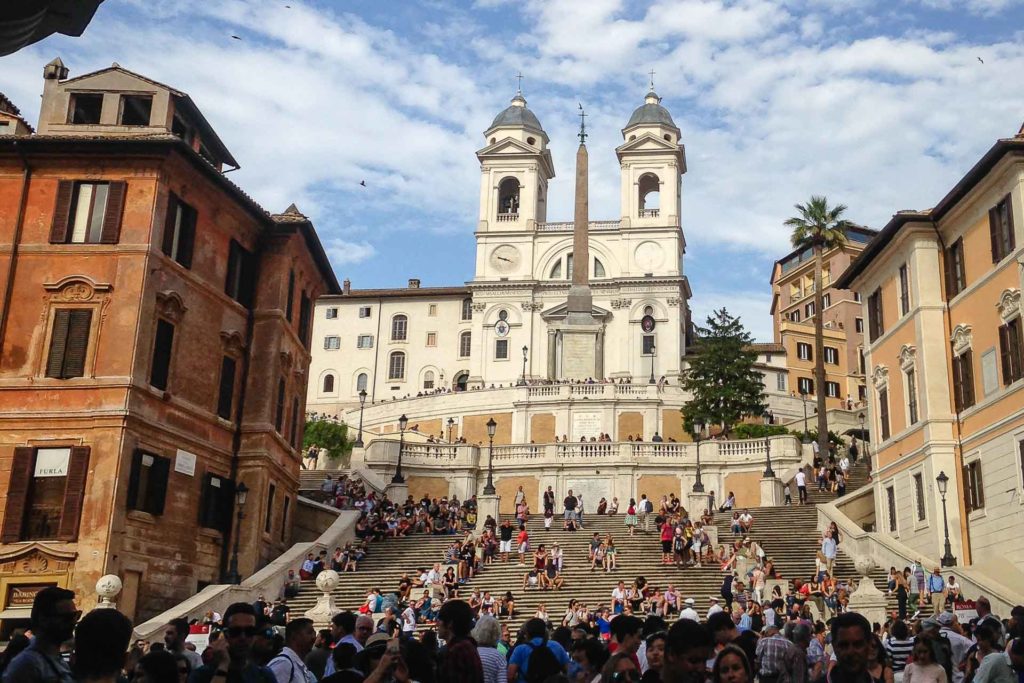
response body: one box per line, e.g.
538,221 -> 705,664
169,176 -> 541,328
854,555 -> 876,578
316,569 -> 340,594
96,574 -> 123,607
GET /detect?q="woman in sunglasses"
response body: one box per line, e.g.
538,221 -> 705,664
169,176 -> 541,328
601,652 -> 641,682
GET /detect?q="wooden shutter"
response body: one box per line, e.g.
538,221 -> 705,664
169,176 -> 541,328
275,379 -> 285,432
1,447 -> 35,542
57,446 -> 90,541
286,270 -> 295,322
62,310 -> 92,378
961,464 -> 972,512
1000,325 -> 1011,385
217,356 -> 236,420
150,320 -> 175,390
1005,195 -> 1016,252
100,181 -> 127,244
974,463 -> 985,508
990,206 -> 1001,263
46,310 -> 72,378
162,193 -> 179,256
176,204 -> 196,269
126,449 -> 144,510
962,350 -> 975,408
239,249 -> 256,308
49,181 -> 75,243
225,241 -> 240,299
147,456 -> 170,515
879,388 -> 890,440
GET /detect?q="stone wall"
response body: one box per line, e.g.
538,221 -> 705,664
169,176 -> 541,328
724,471 -> 763,510
530,413 -> 555,442
463,412 -> 512,445
637,474 -> 681,502
661,409 -> 689,442
496,475 -> 539,514
617,412 -> 643,439
407,475 -> 451,502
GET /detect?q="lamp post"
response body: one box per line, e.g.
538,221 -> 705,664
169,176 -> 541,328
354,389 -> 367,448
936,471 -> 957,567
225,481 -> 249,584
763,414 -> 775,479
447,417 -> 455,444
858,411 -> 869,460
519,346 -> 529,386
393,414 -> 408,484
483,418 -> 497,495
692,420 -> 705,493
800,389 -> 811,443
649,345 -> 657,384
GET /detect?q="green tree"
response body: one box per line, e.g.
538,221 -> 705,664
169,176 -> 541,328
785,196 -> 854,462
303,419 -> 352,465
681,308 -> 767,436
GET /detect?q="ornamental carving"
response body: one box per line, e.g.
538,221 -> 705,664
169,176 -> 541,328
667,297 -> 683,306
950,324 -> 973,355
610,299 -> 632,309
279,350 -> 294,371
898,345 -> 917,371
0,544 -> 76,576
996,289 -> 1021,322
155,290 -> 187,324
871,365 -> 889,389
520,302 -> 543,311
470,303 -> 487,312
43,276 -> 112,302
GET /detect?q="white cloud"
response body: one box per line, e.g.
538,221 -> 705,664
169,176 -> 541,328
693,289 -> 775,341
325,239 -> 377,266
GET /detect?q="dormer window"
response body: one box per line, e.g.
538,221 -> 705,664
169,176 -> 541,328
120,95 -> 153,126
69,93 -> 103,124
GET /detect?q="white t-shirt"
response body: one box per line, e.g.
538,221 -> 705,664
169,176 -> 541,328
402,607 -> 417,632
612,587 -> 627,602
707,603 -> 724,618
680,607 -> 700,621
796,471 -> 807,487
739,513 -> 753,525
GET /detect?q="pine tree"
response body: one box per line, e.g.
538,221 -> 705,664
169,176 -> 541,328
681,308 -> 767,436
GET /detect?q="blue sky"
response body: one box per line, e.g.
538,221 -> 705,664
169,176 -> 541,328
3,0 -> 1024,339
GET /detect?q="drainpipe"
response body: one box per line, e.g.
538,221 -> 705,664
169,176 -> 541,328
371,297 -> 383,403
0,141 -> 31,354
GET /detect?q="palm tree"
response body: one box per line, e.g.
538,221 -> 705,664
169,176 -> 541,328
785,196 -> 854,463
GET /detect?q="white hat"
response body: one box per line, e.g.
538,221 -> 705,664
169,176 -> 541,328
709,596 -> 719,602
685,598 -> 696,605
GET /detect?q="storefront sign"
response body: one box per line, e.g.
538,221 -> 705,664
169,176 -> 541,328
7,584 -> 54,607
34,448 -> 70,477
186,624 -> 211,653
175,449 -> 197,477
953,599 -> 978,623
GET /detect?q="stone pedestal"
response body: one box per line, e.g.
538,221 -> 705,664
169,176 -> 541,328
385,480 -> 409,504
688,491 -> 711,518
477,494 -> 501,526
305,570 -> 340,623
847,556 -> 888,626
760,477 -> 785,507
560,325 -> 603,380
95,575 -> 122,609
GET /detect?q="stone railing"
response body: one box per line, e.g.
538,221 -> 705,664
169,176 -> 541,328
638,208 -> 660,218
536,220 -> 621,232
496,213 -> 519,222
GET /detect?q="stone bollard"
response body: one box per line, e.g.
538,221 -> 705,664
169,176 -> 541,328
305,569 -> 340,623
847,555 -> 888,626
95,575 -> 123,609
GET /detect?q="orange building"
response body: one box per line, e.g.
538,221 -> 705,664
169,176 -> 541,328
836,123 -> 1024,575
0,60 -> 338,634
770,225 -> 877,410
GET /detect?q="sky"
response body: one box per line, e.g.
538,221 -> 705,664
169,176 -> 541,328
3,0 -> 1024,340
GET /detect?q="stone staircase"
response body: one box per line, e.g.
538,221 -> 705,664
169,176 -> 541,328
288,458 -> 895,630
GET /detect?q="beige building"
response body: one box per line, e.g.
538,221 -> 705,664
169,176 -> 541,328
836,122 -> 1024,578
770,226 -> 877,411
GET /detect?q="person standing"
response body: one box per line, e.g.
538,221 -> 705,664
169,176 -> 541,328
821,531 -> 837,577
927,569 -> 946,615
268,619 -> 316,683
779,623 -> 810,683
69,609 -> 134,683
563,490 -> 578,526
796,469 -> 808,505
2,586 -> 77,683
661,619 -> 714,683
436,600 -> 484,683
514,486 -> 526,509
188,603 -> 276,683
828,612 -> 873,683
638,494 -> 652,534
976,597 -> 1006,647
543,486 -> 555,515
164,619 -> 204,670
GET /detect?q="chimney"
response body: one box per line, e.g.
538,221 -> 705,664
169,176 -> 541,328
408,278 -> 420,289
342,278 -> 351,295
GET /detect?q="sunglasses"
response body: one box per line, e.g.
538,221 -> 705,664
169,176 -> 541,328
611,671 -> 641,682
226,626 -> 258,638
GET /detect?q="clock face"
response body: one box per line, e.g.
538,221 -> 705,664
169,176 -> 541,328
490,245 -> 521,273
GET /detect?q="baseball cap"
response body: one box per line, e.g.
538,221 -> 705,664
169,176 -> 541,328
937,612 -> 954,626
685,598 -> 695,605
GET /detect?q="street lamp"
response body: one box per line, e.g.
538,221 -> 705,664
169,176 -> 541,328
692,420 -> 705,493
447,417 -> 455,444
649,345 -> 657,384
483,417 -> 497,495
800,389 -> 811,443
519,345 -> 529,386
936,471 -> 957,567
858,411 -> 869,461
226,481 -> 249,584
354,389 -> 367,448
763,417 -> 775,479
393,414 -> 408,484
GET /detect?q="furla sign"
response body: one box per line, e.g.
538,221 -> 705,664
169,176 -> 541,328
33,447 -> 71,477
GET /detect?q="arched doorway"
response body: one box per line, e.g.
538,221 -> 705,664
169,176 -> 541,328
453,371 -> 469,391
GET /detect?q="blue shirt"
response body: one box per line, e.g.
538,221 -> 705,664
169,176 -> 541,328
509,637 -> 569,682
821,538 -> 837,558
927,574 -> 945,592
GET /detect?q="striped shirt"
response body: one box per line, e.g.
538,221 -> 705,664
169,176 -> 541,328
886,638 -> 915,672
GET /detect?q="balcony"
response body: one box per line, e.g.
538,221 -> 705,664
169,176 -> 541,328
536,220 -> 621,232
638,208 -> 660,218
496,213 -> 519,222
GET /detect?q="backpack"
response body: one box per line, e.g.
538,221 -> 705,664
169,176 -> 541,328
525,642 -> 562,683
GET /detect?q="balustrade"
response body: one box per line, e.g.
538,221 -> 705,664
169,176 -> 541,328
496,213 -> 519,222
536,220 -> 620,232
638,208 -> 660,218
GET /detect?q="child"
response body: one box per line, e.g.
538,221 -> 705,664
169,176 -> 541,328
544,507 -> 554,530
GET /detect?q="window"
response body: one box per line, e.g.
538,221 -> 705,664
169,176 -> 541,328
46,309 -> 92,379
281,496 -> 290,542
388,351 -> 406,380
391,315 -> 408,341
359,306 -> 372,318
913,473 -> 926,522
805,302 -> 815,318
325,307 -> 338,320
899,263 -> 911,316
217,356 -> 236,420
426,332 -> 437,347
322,374 -> 335,393
265,483 -> 276,534
324,336 -> 341,350
952,350 -> 976,411
797,342 -> 812,361
878,387 -> 890,441
868,288 -> 884,342
289,397 -> 300,449
161,193 -> 197,269
790,310 -> 801,322
822,293 -> 831,308
855,318 -> 864,334
826,381 -> 840,398
423,370 -> 435,390
286,271 -> 295,322
859,349 -> 866,375
225,240 -> 256,307
459,331 -> 472,358
964,460 -> 985,512
119,95 -> 152,126
428,304 -> 437,316
496,339 -> 509,359
854,292 -> 862,303
906,368 -> 919,425
989,195 -> 1015,263
275,379 -> 286,432
824,347 -> 839,365
644,306 -> 654,316
886,485 -> 897,533
944,238 -> 966,298
127,450 -> 170,515
858,384 -> 867,401
299,292 -> 312,344
566,253 -> 574,280
357,335 -> 374,349
461,298 -> 473,321
356,372 -> 368,392
69,93 -> 103,124
999,317 -> 1024,385
150,319 -> 175,391
49,181 -> 127,245
1,446 -> 90,543
776,373 -> 786,392
594,258 -> 606,278
198,473 -> 233,531
798,377 -> 814,395
642,335 -> 655,355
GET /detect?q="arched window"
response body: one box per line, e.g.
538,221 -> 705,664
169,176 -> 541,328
388,351 -> 406,380
454,371 -> 469,391
644,305 -> 654,316
459,331 -> 472,358
356,372 -> 368,392
638,173 -> 660,217
549,260 -> 562,279
391,314 -> 407,341
498,177 -> 520,217
549,253 -> 605,279
423,370 -> 435,390
594,258 -> 606,279
322,374 -> 335,393
461,298 -> 473,321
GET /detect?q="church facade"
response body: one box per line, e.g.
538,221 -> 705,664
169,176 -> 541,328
308,89 -> 692,410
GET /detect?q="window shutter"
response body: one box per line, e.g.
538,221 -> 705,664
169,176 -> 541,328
239,249 -> 257,308
961,464 -> 971,512
217,477 -> 235,533
100,181 -> 127,244
46,310 -> 72,378
150,320 -> 175,390
943,249 -> 955,299
989,207 -> 1001,263
162,193 -> 178,255
57,446 -> 90,541
147,456 -> 170,515
177,204 -> 196,269
962,351 -> 975,408
1000,325 -> 1011,385
1,447 -> 35,542
974,463 -> 985,508
50,181 -> 75,243
62,310 -> 92,378
1006,195 -> 1016,251
126,449 -> 144,510
225,241 -> 239,299
217,356 -> 237,420
286,271 -> 295,322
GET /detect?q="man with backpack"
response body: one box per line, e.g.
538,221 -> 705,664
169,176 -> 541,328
507,618 -> 569,683
638,494 -> 653,533
268,619 -> 317,683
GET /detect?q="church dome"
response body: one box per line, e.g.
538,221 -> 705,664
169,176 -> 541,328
624,89 -> 677,130
489,92 -> 544,132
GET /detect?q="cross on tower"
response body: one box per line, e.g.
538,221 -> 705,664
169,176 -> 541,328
577,103 -> 587,143
515,71 -> 523,94
649,68 -> 656,90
